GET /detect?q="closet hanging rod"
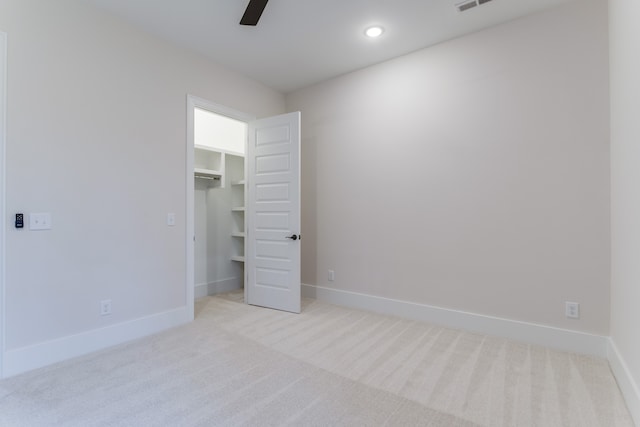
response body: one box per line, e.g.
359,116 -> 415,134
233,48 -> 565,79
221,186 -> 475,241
195,174 -> 220,181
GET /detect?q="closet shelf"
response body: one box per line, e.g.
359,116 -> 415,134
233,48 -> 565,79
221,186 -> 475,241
194,144 -> 220,152
194,168 -> 222,180
231,256 -> 245,263
231,180 -> 246,186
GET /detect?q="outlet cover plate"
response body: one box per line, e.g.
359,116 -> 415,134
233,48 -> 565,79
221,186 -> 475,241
565,301 -> 580,319
100,300 -> 112,316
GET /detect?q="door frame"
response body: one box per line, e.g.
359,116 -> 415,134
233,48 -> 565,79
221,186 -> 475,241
185,95 -> 254,319
0,31 -> 7,378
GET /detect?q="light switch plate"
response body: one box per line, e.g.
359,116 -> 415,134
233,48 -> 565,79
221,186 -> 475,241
29,213 -> 52,230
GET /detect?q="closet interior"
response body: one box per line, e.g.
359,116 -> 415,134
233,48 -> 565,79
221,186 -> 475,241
193,107 -> 246,299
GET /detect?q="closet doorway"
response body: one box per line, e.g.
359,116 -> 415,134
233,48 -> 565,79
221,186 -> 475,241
186,96 -> 302,315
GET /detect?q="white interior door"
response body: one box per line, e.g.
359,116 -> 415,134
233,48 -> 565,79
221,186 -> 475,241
246,112 -> 301,313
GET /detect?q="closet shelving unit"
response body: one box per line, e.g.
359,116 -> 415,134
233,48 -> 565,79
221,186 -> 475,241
194,145 -> 223,186
194,146 -> 246,264
229,157 -> 246,263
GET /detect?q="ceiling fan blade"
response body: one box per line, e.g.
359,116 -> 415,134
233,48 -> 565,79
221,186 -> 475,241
240,0 -> 269,26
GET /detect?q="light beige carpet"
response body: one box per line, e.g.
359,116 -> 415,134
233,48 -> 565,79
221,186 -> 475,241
0,293 -> 633,426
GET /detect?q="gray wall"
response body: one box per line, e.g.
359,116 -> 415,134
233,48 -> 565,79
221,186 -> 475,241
287,0 -> 610,334
0,0 -> 284,353
610,0 -> 640,421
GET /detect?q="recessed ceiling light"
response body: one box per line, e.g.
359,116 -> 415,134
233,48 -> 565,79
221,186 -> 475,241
365,26 -> 384,38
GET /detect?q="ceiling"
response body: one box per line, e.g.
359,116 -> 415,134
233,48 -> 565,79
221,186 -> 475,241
85,0 -> 579,93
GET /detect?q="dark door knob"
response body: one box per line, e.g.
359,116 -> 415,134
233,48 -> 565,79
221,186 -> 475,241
286,234 -> 300,241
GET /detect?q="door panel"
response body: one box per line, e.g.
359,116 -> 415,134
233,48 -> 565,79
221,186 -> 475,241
255,183 -> 290,202
247,112 -> 301,313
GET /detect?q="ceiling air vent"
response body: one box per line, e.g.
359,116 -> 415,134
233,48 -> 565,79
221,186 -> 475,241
456,0 -> 493,13
457,0 -> 477,12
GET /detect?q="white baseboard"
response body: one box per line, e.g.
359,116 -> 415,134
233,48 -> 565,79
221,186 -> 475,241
194,277 -> 243,299
302,284 -> 608,358
608,339 -> 640,426
2,306 -> 190,378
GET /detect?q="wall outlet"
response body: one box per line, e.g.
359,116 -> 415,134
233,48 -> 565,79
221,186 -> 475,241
328,270 -> 335,282
100,299 -> 112,316
565,301 -> 580,319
